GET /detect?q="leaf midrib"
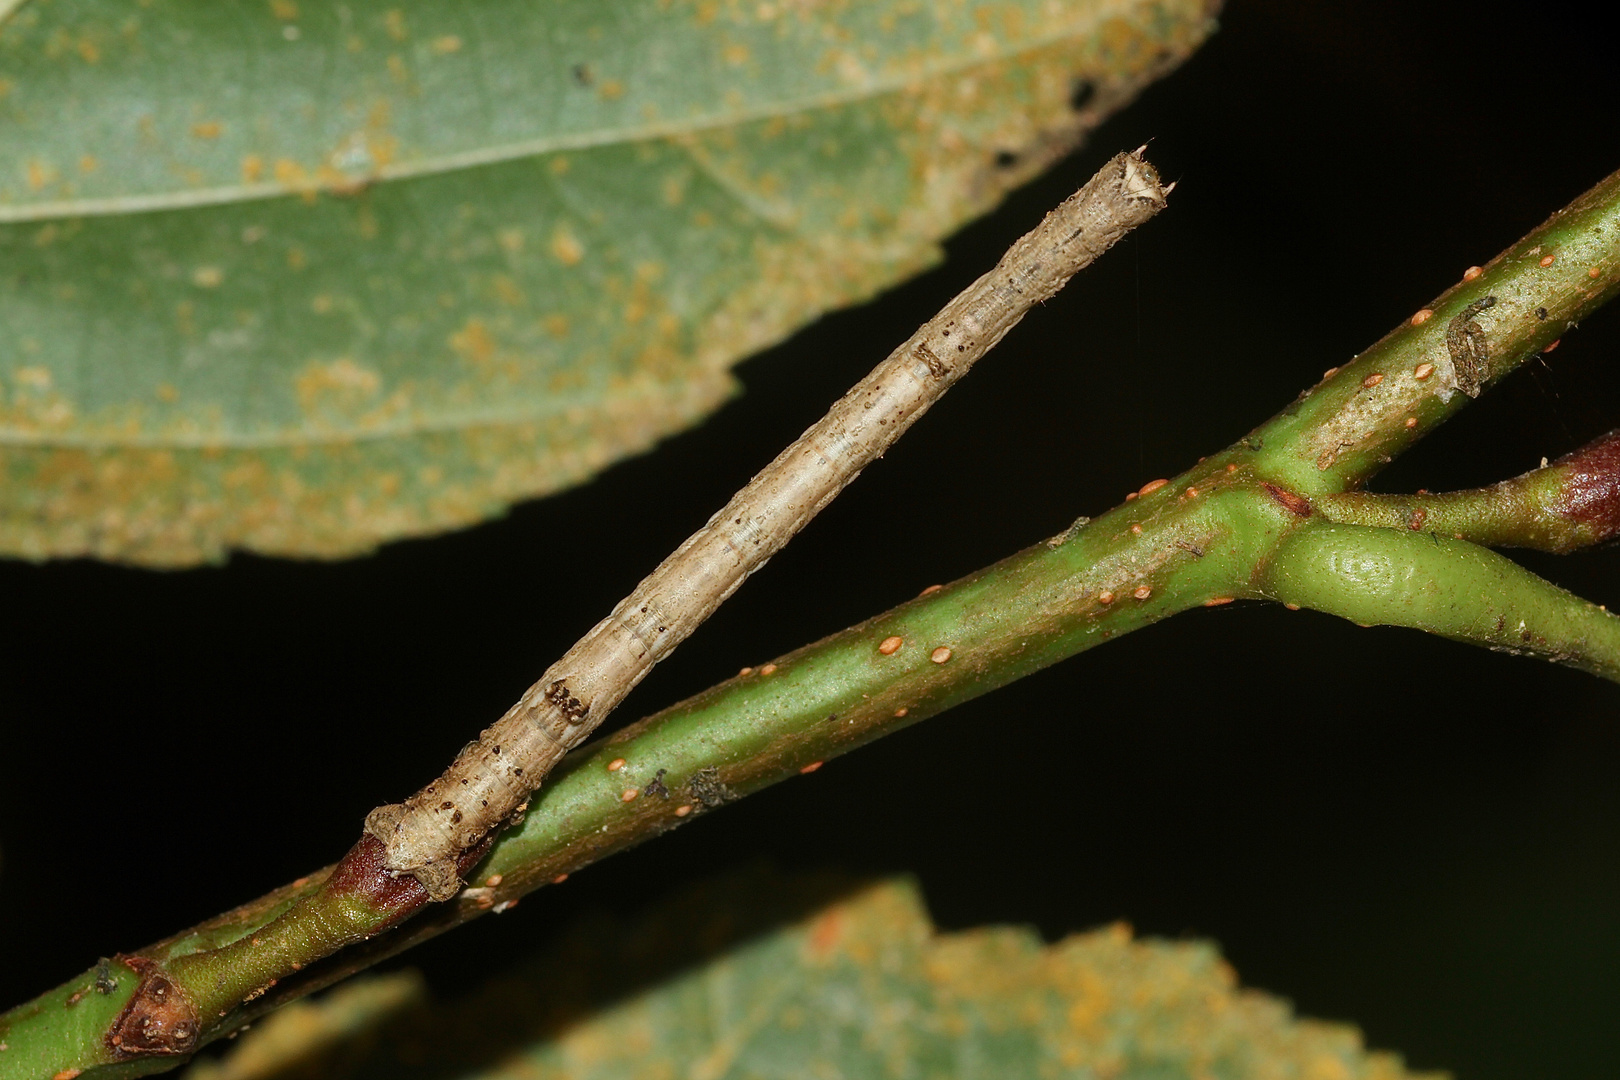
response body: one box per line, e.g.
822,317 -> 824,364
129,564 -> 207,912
0,19 -> 1103,224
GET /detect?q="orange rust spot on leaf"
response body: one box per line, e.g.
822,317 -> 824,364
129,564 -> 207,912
877,635 -> 903,655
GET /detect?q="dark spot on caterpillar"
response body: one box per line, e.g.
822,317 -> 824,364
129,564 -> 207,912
513,766 -> 523,776
1261,482 -> 1313,517
1069,78 -> 1096,110
994,149 -> 1018,168
493,746 -> 501,755
546,679 -> 591,723
913,342 -> 949,379
439,801 -> 454,811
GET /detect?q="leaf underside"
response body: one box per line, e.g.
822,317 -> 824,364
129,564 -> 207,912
0,0 -> 1214,566
184,874 -> 1434,1080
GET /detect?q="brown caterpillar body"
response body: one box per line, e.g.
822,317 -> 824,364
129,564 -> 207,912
365,151 -> 1170,900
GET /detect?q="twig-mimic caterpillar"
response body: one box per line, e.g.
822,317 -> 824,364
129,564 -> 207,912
365,149 -> 1170,899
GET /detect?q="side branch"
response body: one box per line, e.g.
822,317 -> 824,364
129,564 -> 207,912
1316,428 -> 1620,552
1257,523 -> 1620,681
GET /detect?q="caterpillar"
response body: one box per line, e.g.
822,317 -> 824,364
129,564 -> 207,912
364,149 -> 1170,900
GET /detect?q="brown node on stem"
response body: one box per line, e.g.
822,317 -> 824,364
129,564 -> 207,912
106,958 -> 198,1059
1260,482 -> 1313,518
1552,429 -> 1620,541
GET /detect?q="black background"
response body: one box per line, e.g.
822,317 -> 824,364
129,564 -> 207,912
4,1 -> 1619,1076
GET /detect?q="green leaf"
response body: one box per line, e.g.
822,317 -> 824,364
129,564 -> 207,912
0,0 -> 1214,566
185,875 -> 1438,1080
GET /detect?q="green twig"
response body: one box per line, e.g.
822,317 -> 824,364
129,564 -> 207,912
1258,522 -> 1620,680
1316,429 -> 1620,552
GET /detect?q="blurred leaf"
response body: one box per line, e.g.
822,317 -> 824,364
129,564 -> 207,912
188,874 -> 1438,1080
0,0 -> 1214,566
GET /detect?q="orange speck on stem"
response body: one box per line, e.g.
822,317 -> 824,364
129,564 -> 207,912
607,757 -> 626,772
737,666 -> 754,677
930,646 -> 952,664
919,583 -> 943,597
1133,586 -> 1152,600
1125,491 -> 1138,501
1591,266 -> 1604,279
1414,362 -> 1435,379
1226,463 -> 1238,472
1204,596 -> 1234,606
1130,523 -> 1143,535
674,804 -> 692,817
759,663 -> 778,676
551,873 -> 569,884
1411,309 -> 1434,326
1405,416 -> 1419,429
1097,590 -> 1115,604
1539,254 -> 1556,268
893,707 -> 909,718
1362,373 -> 1384,388
1544,339 -> 1561,353
877,635 -> 903,655
1463,265 -> 1483,281
799,761 -> 823,774
1322,366 -> 1339,379
1138,478 -> 1168,496
620,788 -> 639,803
1184,485 -> 1199,498
1285,603 -> 1301,611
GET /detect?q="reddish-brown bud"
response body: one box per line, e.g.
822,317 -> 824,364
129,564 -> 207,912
1553,429 -> 1620,541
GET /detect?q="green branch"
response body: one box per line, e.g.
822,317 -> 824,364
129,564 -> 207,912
1258,522 -> 1620,680
6,164 -> 1619,1080
1316,428 -> 1620,552
1245,167 -> 1620,495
